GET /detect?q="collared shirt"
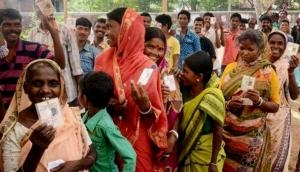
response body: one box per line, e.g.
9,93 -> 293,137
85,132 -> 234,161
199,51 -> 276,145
176,29 -> 201,69
79,42 -> 99,75
91,40 -> 110,52
0,40 -> 53,109
82,109 -> 136,172
0,40 -> 9,59
29,24 -> 83,102
203,27 -> 217,47
222,29 -> 241,65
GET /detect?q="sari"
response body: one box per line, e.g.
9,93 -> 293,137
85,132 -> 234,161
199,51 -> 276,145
94,8 -> 167,172
178,74 -> 226,172
267,30 -> 291,172
220,58 -> 280,172
157,45 -> 183,172
0,59 -> 90,172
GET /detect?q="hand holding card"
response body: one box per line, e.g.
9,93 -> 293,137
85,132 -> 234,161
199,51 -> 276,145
35,98 -> 63,128
241,75 -> 256,91
163,75 -> 176,91
35,0 -> 55,17
285,42 -> 299,60
211,17 -> 216,25
137,68 -> 154,86
48,159 -> 65,172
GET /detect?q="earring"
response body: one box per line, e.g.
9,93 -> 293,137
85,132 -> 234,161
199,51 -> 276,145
196,79 -> 200,82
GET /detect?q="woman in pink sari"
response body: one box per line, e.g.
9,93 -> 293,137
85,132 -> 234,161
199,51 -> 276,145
144,27 -> 182,171
94,8 -> 168,172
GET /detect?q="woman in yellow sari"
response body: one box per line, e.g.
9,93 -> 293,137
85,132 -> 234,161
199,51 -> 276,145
0,59 -> 95,172
176,51 -> 226,172
220,29 -> 280,172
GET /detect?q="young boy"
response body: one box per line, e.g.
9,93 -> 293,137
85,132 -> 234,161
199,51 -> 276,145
0,33 -> 9,59
78,71 -> 136,171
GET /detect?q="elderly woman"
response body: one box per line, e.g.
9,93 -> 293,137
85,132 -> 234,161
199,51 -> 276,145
220,29 -> 280,171
267,30 -> 299,171
0,59 -> 95,172
94,8 -> 167,172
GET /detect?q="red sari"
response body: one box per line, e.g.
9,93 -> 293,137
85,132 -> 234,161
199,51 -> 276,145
94,8 -> 167,172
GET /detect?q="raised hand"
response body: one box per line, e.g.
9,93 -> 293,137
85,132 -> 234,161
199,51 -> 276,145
288,55 -> 299,73
130,80 -> 151,112
30,123 -> 55,150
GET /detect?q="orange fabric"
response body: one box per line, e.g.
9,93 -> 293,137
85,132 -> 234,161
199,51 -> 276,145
222,29 -> 241,65
94,8 -> 167,172
0,59 -> 89,172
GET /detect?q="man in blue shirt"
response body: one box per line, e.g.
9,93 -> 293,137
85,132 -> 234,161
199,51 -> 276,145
75,17 -> 99,75
176,10 -> 201,69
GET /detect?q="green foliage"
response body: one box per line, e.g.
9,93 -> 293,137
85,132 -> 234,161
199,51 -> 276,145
67,0 -> 300,12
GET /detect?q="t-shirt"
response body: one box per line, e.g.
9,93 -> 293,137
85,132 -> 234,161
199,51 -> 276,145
82,109 -> 136,172
166,36 -> 180,70
0,40 -> 53,109
222,29 -> 241,65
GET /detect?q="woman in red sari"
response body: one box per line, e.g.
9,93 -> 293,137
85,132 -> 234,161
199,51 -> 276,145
94,7 -> 168,172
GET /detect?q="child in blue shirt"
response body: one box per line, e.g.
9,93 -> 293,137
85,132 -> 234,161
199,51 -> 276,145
78,71 -> 136,172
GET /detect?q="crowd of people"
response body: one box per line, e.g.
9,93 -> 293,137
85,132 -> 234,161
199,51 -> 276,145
0,2 -> 299,172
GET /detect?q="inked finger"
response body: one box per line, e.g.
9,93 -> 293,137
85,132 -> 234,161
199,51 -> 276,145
138,84 -> 148,98
130,80 -> 140,99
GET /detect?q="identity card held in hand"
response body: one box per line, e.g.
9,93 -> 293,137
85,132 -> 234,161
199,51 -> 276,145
163,75 -> 177,91
241,75 -> 256,91
35,0 -> 55,16
285,42 -> 299,60
137,68 -> 154,86
35,97 -> 63,128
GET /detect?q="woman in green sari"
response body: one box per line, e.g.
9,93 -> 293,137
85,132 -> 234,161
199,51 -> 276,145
220,29 -> 280,172
174,51 -> 226,172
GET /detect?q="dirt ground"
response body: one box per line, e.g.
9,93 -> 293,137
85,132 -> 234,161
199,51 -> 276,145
289,98 -> 300,172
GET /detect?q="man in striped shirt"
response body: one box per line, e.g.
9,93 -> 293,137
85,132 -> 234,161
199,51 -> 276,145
0,8 -> 64,120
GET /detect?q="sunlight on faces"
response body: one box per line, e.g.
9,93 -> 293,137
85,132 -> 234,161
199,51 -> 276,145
144,38 -> 165,63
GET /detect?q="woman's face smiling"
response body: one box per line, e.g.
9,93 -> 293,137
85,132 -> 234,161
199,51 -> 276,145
24,64 -> 61,104
144,38 -> 165,63
268,34 -> 286,61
